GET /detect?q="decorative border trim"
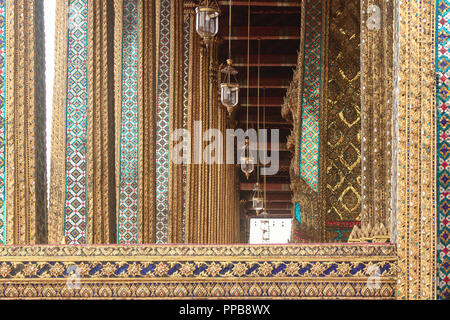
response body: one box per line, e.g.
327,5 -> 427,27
0,243 -> 396,257
0,244 -> 397,299
0,280 -> 396,300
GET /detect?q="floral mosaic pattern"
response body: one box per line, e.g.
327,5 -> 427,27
0,244 -> 397,299
0,260 -> 396,279
437,0 -> 450,300
118,0 -> 139,244
299,0 -> 322,192
64,0 -> 89,244
155,0 -> 171,244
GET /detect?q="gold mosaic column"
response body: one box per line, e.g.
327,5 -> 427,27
184,9 -> 239,244
49,0 -> 116,244
114,0 -> 158,244
168,0 -> 185,243
184,9 -> 200,243
0,0 -> 47,244
395,0 -> 437,300
349,0 -> 393,243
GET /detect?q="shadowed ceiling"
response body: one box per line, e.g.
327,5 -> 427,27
217,0 -> 301,229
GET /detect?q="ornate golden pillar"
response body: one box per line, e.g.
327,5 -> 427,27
183,5 -> 238,244
437,0 -> 450,300
114,0 -> 159,244
349,0 -> 393,243
168,0 -> 185,243
184,7 -> 200,243
49,0 -> 116,244
114,0 -> 188,244
0,0 -> 47,244
395,0 -> 437,300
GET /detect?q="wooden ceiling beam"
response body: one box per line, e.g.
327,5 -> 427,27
262,193 -> 292,202
232,54 -> 297,67
218,1 -> 301,7
246,202 -> 292,210
241,96 -> 283,106
225,35 -> 300,40
239,77 -> 290,89
233,61 -> 296,67
241,104 -> 282,108
239,118 -> 288,125
247,210 -> 292,217
224,26 -> 300,40
240,182 -> 291,191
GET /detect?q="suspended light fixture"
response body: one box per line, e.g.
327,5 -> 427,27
259,88 -> 269,218
258,209 -> 269,217
195,0 -> 220,45
240,2 -> 253,179
240,137 -> 255,179
220,0 -> 239,115
252,182 -> 264,212
220,59 -> 239,114
251,39 -> 264,213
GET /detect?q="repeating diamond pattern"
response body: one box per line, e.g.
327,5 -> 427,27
437,0 -> 450,299
299,0 -> 322,192
118,0 -> 139,244
155,0 -> 171,244
64,0 -> 88,244
0,0 -> 6,244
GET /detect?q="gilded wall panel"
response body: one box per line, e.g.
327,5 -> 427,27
322,0 -> 361,242
348,0 -> 394,243
287,0 -> 362,242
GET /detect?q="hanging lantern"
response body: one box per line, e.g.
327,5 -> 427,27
240,137 -> 255,179
240,156 -> 255,179
252,183 -> 264,212
221,60 -> 239,115
195,1 -> 220,44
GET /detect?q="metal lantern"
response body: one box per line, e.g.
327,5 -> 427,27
221,59 -> 240,115
195,2 -> 220,43
240,156 -> 255,179
258,209 -> 269,217
240,137 -> 255,179
252,183 -> 264,212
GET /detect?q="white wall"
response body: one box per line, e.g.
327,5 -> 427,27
44,0 -> 56,202
249,218 -> 291,244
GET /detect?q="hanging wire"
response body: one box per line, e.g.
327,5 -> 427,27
246,1 -> 250,132
228,0 -> 232,59
256,38 -> 261,184
263,87 -> 267,213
